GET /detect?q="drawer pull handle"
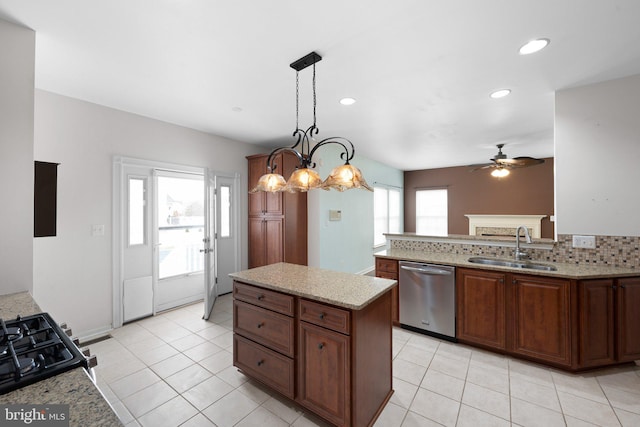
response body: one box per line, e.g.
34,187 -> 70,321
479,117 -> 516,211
318,343 -> 324,350
257,360 -> 264,366
257,322 -> 264,328
319,313 -> 325,320
257,294 -> 265,301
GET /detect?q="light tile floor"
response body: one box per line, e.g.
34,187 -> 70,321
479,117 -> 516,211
92,294 -> 640,427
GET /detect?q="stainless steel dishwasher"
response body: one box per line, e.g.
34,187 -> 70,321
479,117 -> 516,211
399,261 -> 456,341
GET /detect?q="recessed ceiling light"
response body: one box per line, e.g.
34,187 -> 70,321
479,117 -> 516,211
490,89 -> 511,99
339,97 -> 356,106
232,107 -> 243,112
519,38 -> 550,55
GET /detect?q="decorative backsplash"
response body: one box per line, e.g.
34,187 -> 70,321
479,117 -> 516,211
389,234 -> 640,269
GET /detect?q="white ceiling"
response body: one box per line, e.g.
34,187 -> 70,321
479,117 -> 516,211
2,0 -> 640,171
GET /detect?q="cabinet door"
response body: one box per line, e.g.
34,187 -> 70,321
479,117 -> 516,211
578,279 -> 615,367
248,217 -> 265,269
264,218 -> 283,266
247,154 -> 283,216
375,258 -> 399,324
456,268 -> 507,349
617,277 -> 640,362
298,321 -> 350,427
511,274 -> 571,366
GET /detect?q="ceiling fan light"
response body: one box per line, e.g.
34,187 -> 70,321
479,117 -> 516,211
491,168 -> 510,178
322,164 -> 373,192
285,168 -> 324,192
490,89 -> 511,99
250,173 -> 287,193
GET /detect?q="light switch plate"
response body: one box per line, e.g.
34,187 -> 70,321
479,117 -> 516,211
572,235 -> 596,249
92,224 -> 105,236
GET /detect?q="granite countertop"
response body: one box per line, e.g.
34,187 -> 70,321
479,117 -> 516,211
229,262 -> 397,310
0,292 -> 122,427
376,249 -> 639,279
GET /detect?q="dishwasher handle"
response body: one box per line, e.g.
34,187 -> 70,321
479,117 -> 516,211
400,265 -> 453,276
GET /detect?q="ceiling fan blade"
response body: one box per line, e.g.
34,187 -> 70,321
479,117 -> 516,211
495,157 -> 544,167
469,164 -> 497,172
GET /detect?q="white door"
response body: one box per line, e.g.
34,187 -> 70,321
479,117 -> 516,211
122,166 -> 154,323
203,170 -> 217,319
215,173 -> 240,295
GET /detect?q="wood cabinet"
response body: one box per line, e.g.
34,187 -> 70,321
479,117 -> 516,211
247,153 -> 307,268
457,268 -> 572,368
374,257 -> 399,325
456,268 -> 506,350
510,274 -> 572,366
579,277 -> 640,366
232,280 -> 393,427
616,277 -> 640,361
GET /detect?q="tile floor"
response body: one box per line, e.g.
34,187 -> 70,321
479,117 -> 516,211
91,294 -> 640,427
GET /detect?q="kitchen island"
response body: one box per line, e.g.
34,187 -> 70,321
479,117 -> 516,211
0,292 -> 122,427
230,263 -> 397,427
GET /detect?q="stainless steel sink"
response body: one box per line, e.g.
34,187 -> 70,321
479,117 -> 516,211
467,256 -> 558,271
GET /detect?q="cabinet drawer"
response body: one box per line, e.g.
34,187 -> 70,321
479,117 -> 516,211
299,299 -> 350,335
234,281 -> 295,316
376,257 -> 398,274
234,300 -> 295,357
376,271 -> 398,280
234,334 -> 294,399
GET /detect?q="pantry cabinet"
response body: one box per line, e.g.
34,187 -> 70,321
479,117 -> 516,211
247,153 -> 307,268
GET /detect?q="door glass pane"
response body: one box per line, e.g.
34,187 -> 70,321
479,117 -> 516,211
220,185 -> 231,238
157,175 -> 204,279
128,178 -> 145,246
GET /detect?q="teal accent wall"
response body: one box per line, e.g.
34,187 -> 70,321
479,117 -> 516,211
308,144 -> 403,273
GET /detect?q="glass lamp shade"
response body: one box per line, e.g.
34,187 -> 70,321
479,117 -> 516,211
249,173 -> 287,193
491,168 -> 510,178
284,168 -> 324,192
322,163 -> 373,192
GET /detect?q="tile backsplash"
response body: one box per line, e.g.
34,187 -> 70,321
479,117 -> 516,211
389,234 -> 640,269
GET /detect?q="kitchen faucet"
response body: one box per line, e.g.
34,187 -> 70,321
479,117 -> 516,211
514,225 -> 532,260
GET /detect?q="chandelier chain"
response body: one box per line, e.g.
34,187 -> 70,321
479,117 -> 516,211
313,62 -> 317,127
295,71 -> 299,130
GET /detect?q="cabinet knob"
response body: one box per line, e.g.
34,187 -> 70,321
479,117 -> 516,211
257,322 -> 264,329
257,360 -> 264,367
620,285 -> 626,289
499,278 -> 504,284
319,313 -> 325,320
257,294 -> 265,301
612,285 -> 617,290
318,343 -> 325,350
512,279 -> 517,285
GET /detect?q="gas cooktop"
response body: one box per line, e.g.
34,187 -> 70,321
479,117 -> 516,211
0,313 -> 88,394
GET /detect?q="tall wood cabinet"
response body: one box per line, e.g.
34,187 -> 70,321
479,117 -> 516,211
247,153 -> 307,268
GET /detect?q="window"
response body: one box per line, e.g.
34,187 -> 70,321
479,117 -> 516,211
157,174 -> 204,279
220,185 -> 231,238
128,177 -> 146,246
416,188 -> 448,236
374,186 -> 401,247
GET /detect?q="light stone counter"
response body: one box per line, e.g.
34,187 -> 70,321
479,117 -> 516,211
229,262 -> 397,310
376,249 -> 639,279
0,292 -> 122,427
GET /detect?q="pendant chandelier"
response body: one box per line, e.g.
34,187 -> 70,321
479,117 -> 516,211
250,52 -> 372,193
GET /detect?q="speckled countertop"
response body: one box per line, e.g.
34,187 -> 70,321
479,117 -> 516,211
229,263 -> 397,310
376,249 -> 639,279
0,292 -> 122,427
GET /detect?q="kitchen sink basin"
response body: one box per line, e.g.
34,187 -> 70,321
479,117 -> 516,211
467,256 -> 558,271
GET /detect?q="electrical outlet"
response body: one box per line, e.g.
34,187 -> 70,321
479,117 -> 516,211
572,235 -> 596,249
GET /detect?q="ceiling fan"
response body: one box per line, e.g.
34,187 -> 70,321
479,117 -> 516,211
469,144 -> 544,177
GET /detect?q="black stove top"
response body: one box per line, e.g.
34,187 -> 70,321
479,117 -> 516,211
0,313 -> 88,394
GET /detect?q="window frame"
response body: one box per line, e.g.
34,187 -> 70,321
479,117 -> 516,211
373,185 -> 402,249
